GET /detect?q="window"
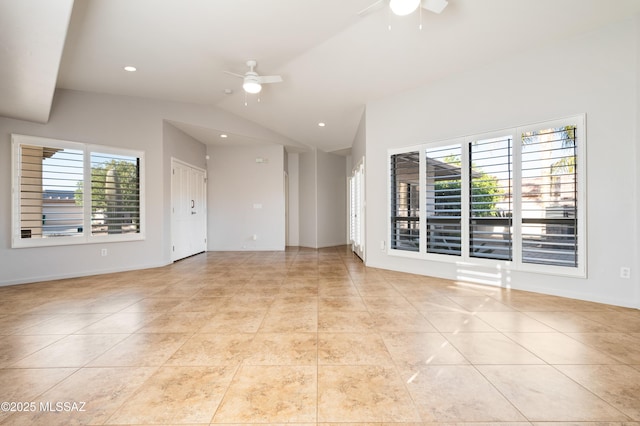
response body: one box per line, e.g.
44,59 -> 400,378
388,115 -> 585,277
426,144 -> 462,255
521,125 -> 578,268
12,134 -> 144,248
390,151 -> 420,252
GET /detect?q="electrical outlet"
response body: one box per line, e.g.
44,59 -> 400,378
101,248 -> 108,257
620,267 -> 631,279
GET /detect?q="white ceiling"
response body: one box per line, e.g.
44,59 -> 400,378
3,0 -> 640,153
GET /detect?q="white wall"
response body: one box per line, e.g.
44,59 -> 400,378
207,144 -> 285,251
351,110 -> 366,170
0,89 -> 295,285
366,18 -> 640,308
317,150 -> 347,248
287,153 -> 300,246
298,150 -> 317,248
635,15 -> 640,307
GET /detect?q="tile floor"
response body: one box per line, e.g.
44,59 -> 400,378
0,246 -> 639,425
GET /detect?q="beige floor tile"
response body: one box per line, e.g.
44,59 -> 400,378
318,296 -> 367,312
16,313 -> 109,335
138,312 -> 212,333
447,296 -> 515,312
479,365 -> 629,421
566,333 -> 640,364
318,310 -> 376,332
165,333 -> 254,366
0,314 -> 55,335
0,368 -> 76,422
445,332 -> 544,364
404,365 -> 526,422
423,311 -> 496,332
170,296 -> 231,312
318,283 -> 360,297
75,311 -> 161,334
269,296 -> 318,312
120,297 -> 186,312
524,311 -> 616,332
0,334 -> 64,367
212,365 -> 317,423
199,309 -> 267,333
317,365 -> 420,422
362,296 -> 416,312
107,366 -> 236,424
12,334 -> 128,368
381,332 -> 468,371
409,295 -> 470,313
191,286 -> 241,298
505,332 -> 618,364
245,332 -> 317,365
218,295 -> 275,311
4,367 -> 156,426
555,365 -> 640,420
475,311 -> 556,332
355,283 -> 402,297
259,309 -> 317,332
89,333 -> 190,367
576,312 -> 640,333
318,333 -> 393,365
371,309 -> 438,332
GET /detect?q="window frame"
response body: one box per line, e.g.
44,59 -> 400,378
387,115 -> 586,278
11,134 -> 145,248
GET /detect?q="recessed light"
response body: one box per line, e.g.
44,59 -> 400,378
220,134 -> 228,138
124,66 -> 137,72
318,122 -> 326,127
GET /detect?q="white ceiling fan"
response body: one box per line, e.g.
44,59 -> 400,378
224,60 -> 283,94
358,0 -> 448,17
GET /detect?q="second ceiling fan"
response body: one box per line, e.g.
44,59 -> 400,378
224,60 -> 282,94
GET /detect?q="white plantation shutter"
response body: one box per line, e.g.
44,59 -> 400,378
520,125 -> 578,267
390,151 -> 420,252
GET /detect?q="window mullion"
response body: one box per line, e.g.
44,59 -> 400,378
460,140 -> 471,262
512,130 -> 523,269
83,148 -> 92,242
419,145 -> 427,254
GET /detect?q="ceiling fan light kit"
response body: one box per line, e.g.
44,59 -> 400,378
242,76 -> 262,94
389,0 -> 421,16
358,0 -> 448,18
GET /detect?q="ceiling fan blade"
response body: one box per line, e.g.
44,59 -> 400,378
422,0 -> 448,14
223,70 -> 244,79
357,0 -> 384,16
257,75 -> 283,84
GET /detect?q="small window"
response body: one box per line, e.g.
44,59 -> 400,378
12,135 -> 144,248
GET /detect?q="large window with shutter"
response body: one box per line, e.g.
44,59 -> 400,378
388,115 -> 585,277
12,134 -> 145,248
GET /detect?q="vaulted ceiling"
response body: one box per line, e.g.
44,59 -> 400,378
2,0 -> 640,153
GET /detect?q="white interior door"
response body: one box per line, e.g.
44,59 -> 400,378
350,159 -> 365,261
171,159 -> 207,261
